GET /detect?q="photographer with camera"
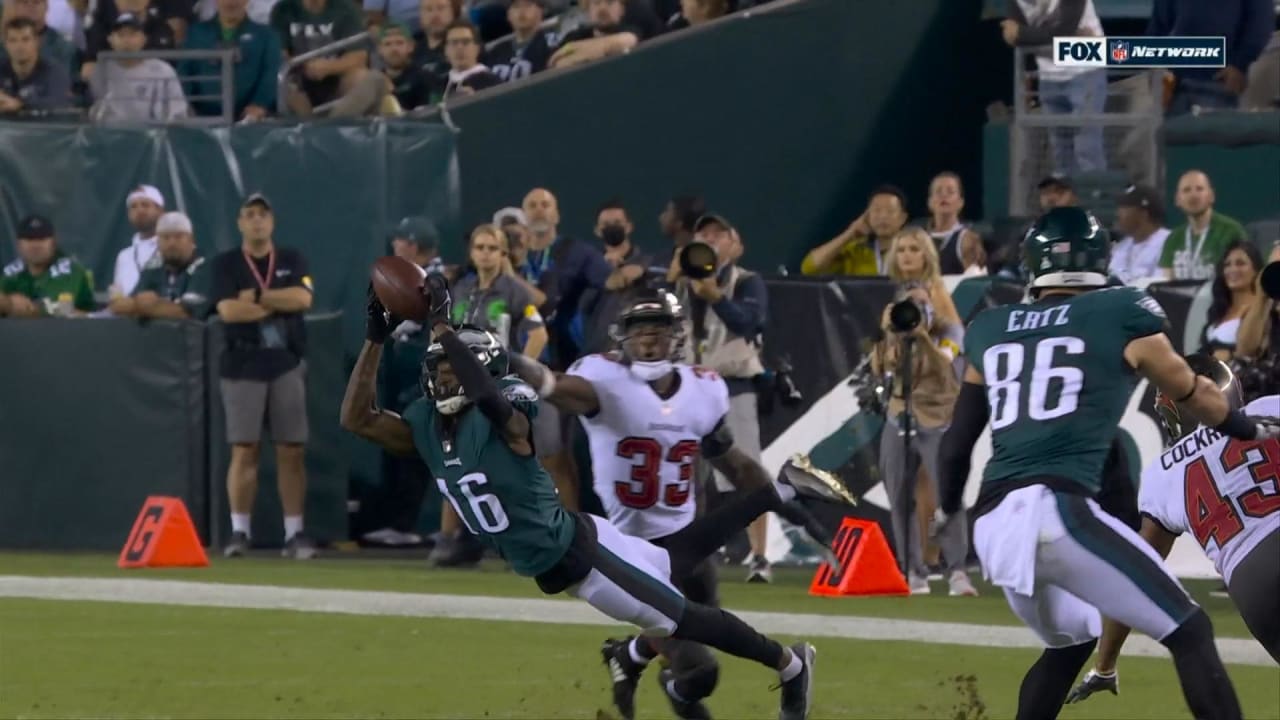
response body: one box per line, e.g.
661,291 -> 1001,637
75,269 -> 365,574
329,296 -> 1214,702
673,212 -> 775,582
870,281 -> 975,597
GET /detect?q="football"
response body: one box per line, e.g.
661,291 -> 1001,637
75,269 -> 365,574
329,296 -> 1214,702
371,255 -> 428,322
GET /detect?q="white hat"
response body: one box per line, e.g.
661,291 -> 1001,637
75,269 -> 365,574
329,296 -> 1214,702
492,206 -> 527,227
126,184 -> 165,209
156,211 -> 193,234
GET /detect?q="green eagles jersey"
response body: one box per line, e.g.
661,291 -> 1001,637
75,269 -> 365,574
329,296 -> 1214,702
134,256 -> 211,317
965,286 -> 1167,495
1,255 -> 95,313
402,376 -> 575,577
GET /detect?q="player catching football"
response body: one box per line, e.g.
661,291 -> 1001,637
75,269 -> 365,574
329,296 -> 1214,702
508,288 -> 855,720
1067,359 -> 1278,703
936,207 -> 1280,720
341,273 -> 817,720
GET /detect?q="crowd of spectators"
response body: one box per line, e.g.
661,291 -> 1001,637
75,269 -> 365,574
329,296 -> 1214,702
0,0 -> 769,121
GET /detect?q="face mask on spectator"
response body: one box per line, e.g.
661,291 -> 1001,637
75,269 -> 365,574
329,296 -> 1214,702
601,224 -> 627,247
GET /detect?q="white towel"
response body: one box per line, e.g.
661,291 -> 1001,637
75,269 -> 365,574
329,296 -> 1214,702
973,485 -> 1048,597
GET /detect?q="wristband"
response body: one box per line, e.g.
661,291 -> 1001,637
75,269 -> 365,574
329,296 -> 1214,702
1214,409 -> 1258,441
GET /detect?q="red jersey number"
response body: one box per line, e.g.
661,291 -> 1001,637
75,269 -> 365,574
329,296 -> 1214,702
1220,438 -> 1280,519
614,437 -> 701,510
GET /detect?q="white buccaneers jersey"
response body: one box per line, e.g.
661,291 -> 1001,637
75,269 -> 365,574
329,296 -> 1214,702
1139,396 -> 1280,585
568,353 -> 731,540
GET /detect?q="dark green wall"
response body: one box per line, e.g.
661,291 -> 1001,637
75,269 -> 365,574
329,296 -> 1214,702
448,0 -> 988,270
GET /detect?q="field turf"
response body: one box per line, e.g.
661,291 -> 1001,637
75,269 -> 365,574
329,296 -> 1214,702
1,552 -> 1276,719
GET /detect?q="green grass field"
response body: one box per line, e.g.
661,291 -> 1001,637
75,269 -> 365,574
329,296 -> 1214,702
1,552 -> 1276,719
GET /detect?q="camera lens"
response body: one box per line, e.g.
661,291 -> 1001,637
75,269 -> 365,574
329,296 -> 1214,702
889,299 -> 922,332
679,241 -> 718,280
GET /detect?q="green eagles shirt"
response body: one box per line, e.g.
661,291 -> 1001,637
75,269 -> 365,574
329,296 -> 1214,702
1157,212 -> 1247,280
1,255 -> 95,313
402,376 -> 575,577
133,256 -> 211,317
965,286 -> 1167,495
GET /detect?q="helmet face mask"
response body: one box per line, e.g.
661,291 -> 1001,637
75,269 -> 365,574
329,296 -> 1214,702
420,325 -> 509,414
612,292 -> 686,381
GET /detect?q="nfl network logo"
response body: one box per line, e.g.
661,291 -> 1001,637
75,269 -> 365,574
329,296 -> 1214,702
1053,36 -> 1226,68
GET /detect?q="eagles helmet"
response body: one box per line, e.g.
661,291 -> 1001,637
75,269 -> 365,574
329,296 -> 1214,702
1022,206 -> 1110,293
1153,353 -> 1243,445
611,288 -> 686,381
421,324 -> 509,414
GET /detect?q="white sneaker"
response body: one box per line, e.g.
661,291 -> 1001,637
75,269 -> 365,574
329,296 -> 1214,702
746,554 -> 773,583
909,574 -> 931,595
948,570 -> 979,597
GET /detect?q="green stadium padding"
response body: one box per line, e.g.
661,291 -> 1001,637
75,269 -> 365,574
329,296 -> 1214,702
0,318 -> 207,550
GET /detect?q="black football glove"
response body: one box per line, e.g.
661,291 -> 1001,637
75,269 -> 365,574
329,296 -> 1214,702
423,271 -> 452,327
366,283 -> 393,344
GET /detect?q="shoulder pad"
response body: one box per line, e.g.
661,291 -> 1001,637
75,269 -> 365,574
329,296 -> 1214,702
2,259 -> 23,277
501,378 -> 539,404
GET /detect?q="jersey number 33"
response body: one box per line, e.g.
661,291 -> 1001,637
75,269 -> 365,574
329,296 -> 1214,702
614,438 -> 700,509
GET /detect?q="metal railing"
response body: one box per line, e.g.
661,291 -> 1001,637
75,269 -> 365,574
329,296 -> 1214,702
276,33 -> 375,117
94,49 -> 235,126
1009,45 -> 1164,218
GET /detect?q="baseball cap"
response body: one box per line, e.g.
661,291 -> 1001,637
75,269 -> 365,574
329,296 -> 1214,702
392,216 -> 439,249
493,206 -> 527,227
156,211 -> 193,234
1116,184 -> 1164,219
112,12 -> 144,31
126,184 -> 165,209
17,214 -> 54,240
380,21 -> 411,40
693,213 -> 734,234
241,192 -> 272,211
1037,174 -> 1074,192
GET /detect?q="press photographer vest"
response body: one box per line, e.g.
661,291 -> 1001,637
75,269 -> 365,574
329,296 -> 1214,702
679,265 -> 765,380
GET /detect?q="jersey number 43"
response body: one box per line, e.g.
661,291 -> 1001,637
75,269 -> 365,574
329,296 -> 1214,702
1183,438 -> 1280,550
614,437 -> 700,509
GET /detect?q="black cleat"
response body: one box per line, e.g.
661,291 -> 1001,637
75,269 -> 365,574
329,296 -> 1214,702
429,531 -> 483,568
777,642 -> 815,720
222,531 -> 250,558
281,532 -> 318,560
659,667 -> 713,719
777,455 -> 857,506
601,637 -> 644,720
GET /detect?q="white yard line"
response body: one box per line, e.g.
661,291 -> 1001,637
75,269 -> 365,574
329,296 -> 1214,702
0,575 -> 1272,667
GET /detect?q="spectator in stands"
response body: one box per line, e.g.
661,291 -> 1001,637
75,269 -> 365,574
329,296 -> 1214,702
673,213 -> 772,581
870,280 -> 971,596
665,0 -> 726,30
0,0 -> 74,67
1108,184 -> 1169,285
89,13 -> 188,121
1036,174 -> 1078,210
211,193 -> 316,560
1003,0 -> 1106,176
1,215 -> 95,317
580,198 -> 651,355
378,22 -> 429,111
1159,170 -> 1248,280
0,17 -> 71,113
1148,0 -> 1274,115
1236,246 -> 1280,363
493,206 -> 547,306
1202,240 -> 1263,361
924,171 -> 985,275
91,0 -> 188,48
391,215 -> 445,273
801,185 -> 909,277
109,185 -> 163,298
659,193 -> 704,279
182,0 -> 280,120
191,0 -> 274,28
363,0 -> 417,32
548,0 -> 638,69
886,227 -> 962,327
519,187 -> 612,510
273,0 -> 383,117
82,0 -> 176,84
486,0 -> 550,83
436,19 -> 497,100
413,0 -> 457,81
108,211 -> 209,319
